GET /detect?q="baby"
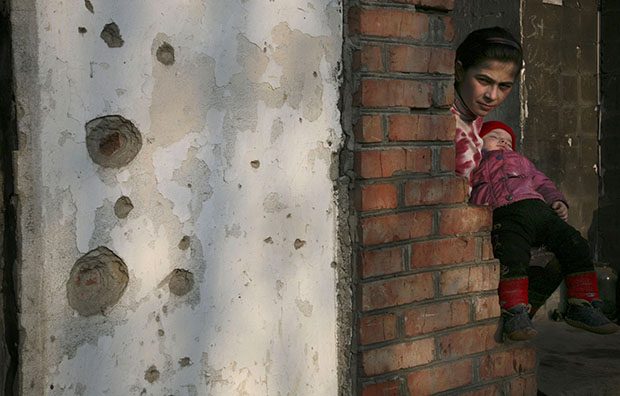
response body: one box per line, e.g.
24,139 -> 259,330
470,121 -> 617,340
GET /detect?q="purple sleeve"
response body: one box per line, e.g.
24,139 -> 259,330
528,160 -> 568,207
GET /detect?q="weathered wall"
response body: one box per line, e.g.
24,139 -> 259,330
454,0 -> 522,141
12,1 -> 344,395
521,0 -> 599,238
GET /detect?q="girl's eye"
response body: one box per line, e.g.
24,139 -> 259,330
499,84 -> 512,91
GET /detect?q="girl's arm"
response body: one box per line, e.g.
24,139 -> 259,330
529,160 -> 568,207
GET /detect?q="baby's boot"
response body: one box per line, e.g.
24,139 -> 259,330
502,303 -> 537,340
499,278 -> 536,340
565,298 -> 618,334
564,271 -> 618,334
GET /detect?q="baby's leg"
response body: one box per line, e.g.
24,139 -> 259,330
492,202 -> 538,308
542,216 -> 597,300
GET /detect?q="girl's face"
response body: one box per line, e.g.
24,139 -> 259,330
482,128 -> 513,151
456,60 -> 518,117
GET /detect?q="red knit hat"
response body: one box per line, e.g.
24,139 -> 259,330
480,121 -> 516,150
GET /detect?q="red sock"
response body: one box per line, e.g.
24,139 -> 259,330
565,272 -> 600,302
498,278 -> 529,309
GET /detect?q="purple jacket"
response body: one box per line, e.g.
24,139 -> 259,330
469,150 -> 567,209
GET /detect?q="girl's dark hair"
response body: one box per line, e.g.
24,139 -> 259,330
456,27 -> 523,72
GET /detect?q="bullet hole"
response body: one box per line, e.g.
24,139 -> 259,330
250,160 -> 260,168
67,246 -> 129,316
144,365 -> 160,383
178,235 -> 190,250
168,269 -> 194,296
313,71 -> 317,77
84,0 -> 94,13
50,335 -> 56,342
114,196 -> 134,219
264,237 -> 273,244
330,261 -> 337,268
187,183 -> 192,188
100,22 -> 124,48
50,384 -> 54,390
155,315 -> 160,322
162,305 -> 168,314
327,140 -> 332,146
85,115 -> 142,168
294,239 -> 306,250
286,213 -> 292,218
179,357 -> 191,367
78,27 -> 87,35
156,42 -> 175,65
299,117 -> 303,123
238,184 -> 242,189
158,329 -> 164,336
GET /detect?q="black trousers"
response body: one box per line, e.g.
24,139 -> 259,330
492,199 -> 593,280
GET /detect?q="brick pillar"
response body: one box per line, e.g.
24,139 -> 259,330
345,1 -> 538,395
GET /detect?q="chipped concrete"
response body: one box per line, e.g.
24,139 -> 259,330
12,0 -> 344,395
100,22 -> 124,48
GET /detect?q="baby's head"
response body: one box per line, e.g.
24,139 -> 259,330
480,121 -> 515,151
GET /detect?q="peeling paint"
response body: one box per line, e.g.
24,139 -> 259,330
14,0 -> 343,394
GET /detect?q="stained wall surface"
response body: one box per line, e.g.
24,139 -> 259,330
521,0 -> 599,238
11,1 -> 343,395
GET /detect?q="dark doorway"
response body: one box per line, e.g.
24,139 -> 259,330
0,0 -> 19,394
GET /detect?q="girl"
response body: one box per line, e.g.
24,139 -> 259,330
452,28 -> 611,339
471,121 -> 617,340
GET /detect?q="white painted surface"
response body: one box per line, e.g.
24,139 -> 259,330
13,1 -> 343,395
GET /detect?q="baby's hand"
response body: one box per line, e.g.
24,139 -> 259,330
551,201 -> 568,221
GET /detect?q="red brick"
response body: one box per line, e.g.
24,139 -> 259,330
434,80 -> 454,107
429,48 -> 455,74
404,177 -> 467,206
390,46 -> 454,75
360,211 -> 433,246
404,298 -> 469,336
362,381 -> 400,396
441,16 -> 455,41
440,147 -> 456,171
393,0 -> 455,10
473,295 -> 501,321
390,46 -> 430,73
361,272 -> 434,311
506,375 -> 538,396
362,338 -> 434,375
438,324 -> 499,359
355,115 -> 383,143
360,314 -> 398,345
354,9 -> 429,40
459,385 -> 499,396
355,149 -> 431,179
440,264 -> 499,296
389,114 -> 455,142
348,7 -> 361,35
359,79 -> 433,108
357,183 -> 398,211
481,235 -> 494,260
440,206 -> 492,235
480,347 -> 537,380
411,237 -> 475,269
356,45 -> 384,72
361,247 -> 403,278
407,360 -> 471,396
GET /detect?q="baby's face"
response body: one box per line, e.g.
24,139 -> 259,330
482,128 -> 513,151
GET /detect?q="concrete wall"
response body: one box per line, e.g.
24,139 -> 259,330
12,1 -> 344,395
521,0 -> 599,238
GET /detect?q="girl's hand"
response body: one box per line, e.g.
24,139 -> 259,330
551,201 -> 568,221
